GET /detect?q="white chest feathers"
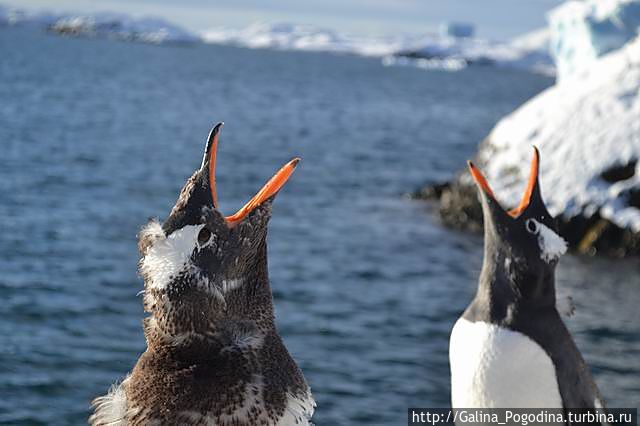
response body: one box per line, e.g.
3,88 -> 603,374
449,318 -> 562,408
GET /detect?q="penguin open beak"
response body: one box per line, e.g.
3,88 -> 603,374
468,147 -> 540,219
508,147 -> 539,218
202,122 -> 300,227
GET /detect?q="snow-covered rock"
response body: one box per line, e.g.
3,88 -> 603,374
419,2 -> 640,255
475,35 -> 640,232
549,0 -> 640,80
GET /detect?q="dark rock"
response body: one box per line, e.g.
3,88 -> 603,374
600,159 -> 637,183
414,180 -> 640,257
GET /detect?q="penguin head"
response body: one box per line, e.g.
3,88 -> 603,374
137,123 -> 300,342
468,148 -> 567,304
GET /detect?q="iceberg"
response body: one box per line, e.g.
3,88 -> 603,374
549,0 -> 640,80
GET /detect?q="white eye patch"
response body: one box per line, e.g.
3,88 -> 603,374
529,219 -> 567,263
140,224 -> 205,290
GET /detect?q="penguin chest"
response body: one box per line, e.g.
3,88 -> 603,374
449,318 -> 562,408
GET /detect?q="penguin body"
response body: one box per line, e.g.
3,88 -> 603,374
90,123 -> 314,426
450,318 -> 562,408
449,149 -> 606,413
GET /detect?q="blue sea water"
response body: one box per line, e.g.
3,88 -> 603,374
0,27 -> 638,425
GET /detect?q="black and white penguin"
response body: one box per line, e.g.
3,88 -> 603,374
90,123 -> 314,425
449,148 -> 607,411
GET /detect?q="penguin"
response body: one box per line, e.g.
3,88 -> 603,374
90,123 -> 314,426
449,147 -> 607,413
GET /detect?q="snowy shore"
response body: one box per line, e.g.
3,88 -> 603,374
1,2 -> 555,74
202,22 -> 554,75
418,0 -> 640,256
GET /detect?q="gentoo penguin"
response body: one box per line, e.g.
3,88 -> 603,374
90,123 -> 314,425
449,148 -> 607,412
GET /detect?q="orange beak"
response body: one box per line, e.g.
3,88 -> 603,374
508,147 -> 539,218
206,127 -> 300,227
467,160 -> 496,199
467,147 -> 539,218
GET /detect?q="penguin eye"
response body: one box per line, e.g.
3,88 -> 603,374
197,227 -> 212,244
525,219 -> 539,235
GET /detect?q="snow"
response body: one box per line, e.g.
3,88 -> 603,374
2,2 -> 553,74
474,35 -> 640,232
549,0 -> 640,80
202,22 -> 412,57
202,22 -> 554,74
532,219 -> 568,262
405,28 -> 554,74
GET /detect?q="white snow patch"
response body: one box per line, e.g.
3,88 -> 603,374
533,220 -> 568,262
476,35 -> 640,232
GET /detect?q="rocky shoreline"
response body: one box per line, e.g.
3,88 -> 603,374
414,3 -> 640,259
413,164 -> 640,257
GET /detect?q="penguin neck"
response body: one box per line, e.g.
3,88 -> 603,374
476,252 -> 518,322
144,241 -> 276,352
475,237 -> 556,322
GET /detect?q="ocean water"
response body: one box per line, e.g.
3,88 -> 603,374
0,27 -> 638,425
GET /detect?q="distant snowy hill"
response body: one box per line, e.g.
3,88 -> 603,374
0,4 -> 198,44
201,22 -> 555,75
202,22 -> 413,57
2,4 -> 554,73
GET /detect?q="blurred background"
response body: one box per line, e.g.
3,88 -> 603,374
1,1 -> 639,424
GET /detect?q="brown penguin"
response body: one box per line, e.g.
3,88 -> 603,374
90,123 -> 314,425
